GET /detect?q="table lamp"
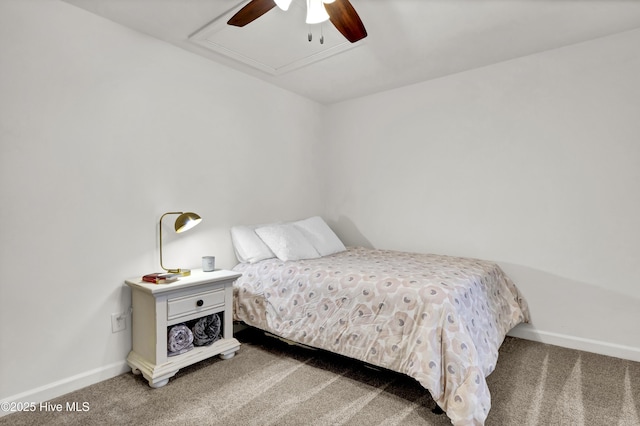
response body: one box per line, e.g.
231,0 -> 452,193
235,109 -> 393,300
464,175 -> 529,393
159,211 -> 202,276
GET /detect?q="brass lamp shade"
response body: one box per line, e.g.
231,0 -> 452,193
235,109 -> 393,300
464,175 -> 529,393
159,211 -> 202,276
174,212 -> 202,233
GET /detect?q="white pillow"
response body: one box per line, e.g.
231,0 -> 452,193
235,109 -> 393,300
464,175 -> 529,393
230,225 -> 276,263
255,224 -> 320,261
293,216 -> 346,256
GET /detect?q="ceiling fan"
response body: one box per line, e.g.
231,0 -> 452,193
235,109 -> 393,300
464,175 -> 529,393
227,0 -> 367,43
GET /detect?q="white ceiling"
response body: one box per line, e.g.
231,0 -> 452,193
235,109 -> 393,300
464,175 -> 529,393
63,0 -> 640,105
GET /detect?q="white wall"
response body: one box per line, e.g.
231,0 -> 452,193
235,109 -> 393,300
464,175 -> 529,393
0,0 -> 325,404
323,28 -> 640,360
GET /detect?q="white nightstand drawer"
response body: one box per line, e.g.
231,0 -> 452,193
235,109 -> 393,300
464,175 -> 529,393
167,289 -> 225,321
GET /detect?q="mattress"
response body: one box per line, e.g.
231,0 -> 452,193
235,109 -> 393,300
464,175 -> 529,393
232,247 -> 529,425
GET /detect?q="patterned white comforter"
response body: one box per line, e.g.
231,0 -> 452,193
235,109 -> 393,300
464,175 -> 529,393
232,247 -> 529,425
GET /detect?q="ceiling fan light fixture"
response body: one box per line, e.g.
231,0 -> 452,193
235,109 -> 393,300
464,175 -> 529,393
226,0 -> 367,44
274,0 -> 292,11
306,0 -> 330,24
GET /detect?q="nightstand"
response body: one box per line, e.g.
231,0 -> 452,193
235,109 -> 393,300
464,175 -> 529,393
125,269 -> 241,388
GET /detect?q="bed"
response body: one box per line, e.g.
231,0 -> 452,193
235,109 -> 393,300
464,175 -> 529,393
230,217 -> 529,425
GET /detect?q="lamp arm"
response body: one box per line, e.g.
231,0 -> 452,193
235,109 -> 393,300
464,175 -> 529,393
159,211 -> 183,273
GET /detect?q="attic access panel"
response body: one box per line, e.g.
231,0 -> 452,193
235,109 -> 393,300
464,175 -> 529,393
189,0 -> 361,75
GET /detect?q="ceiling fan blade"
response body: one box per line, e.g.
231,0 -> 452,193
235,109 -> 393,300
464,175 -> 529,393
228,0 -> 277,27
324,0 -> 367,43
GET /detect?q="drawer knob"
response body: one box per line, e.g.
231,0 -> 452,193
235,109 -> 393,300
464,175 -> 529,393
196,299 -> 204,307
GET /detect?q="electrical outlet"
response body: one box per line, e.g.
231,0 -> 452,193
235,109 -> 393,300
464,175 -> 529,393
111,312 -> 126,333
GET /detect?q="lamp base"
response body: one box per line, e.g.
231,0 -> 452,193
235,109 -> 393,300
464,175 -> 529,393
165,269 -> 192,277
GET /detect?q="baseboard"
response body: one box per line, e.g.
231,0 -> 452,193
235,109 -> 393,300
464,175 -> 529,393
0,361 -> 130,418
508,324 -> 640,362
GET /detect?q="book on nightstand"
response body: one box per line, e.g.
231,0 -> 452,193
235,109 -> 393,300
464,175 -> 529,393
142,273 -> 180,284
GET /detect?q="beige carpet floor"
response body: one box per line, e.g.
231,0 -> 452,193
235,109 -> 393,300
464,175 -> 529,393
2,328 -> 639,425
